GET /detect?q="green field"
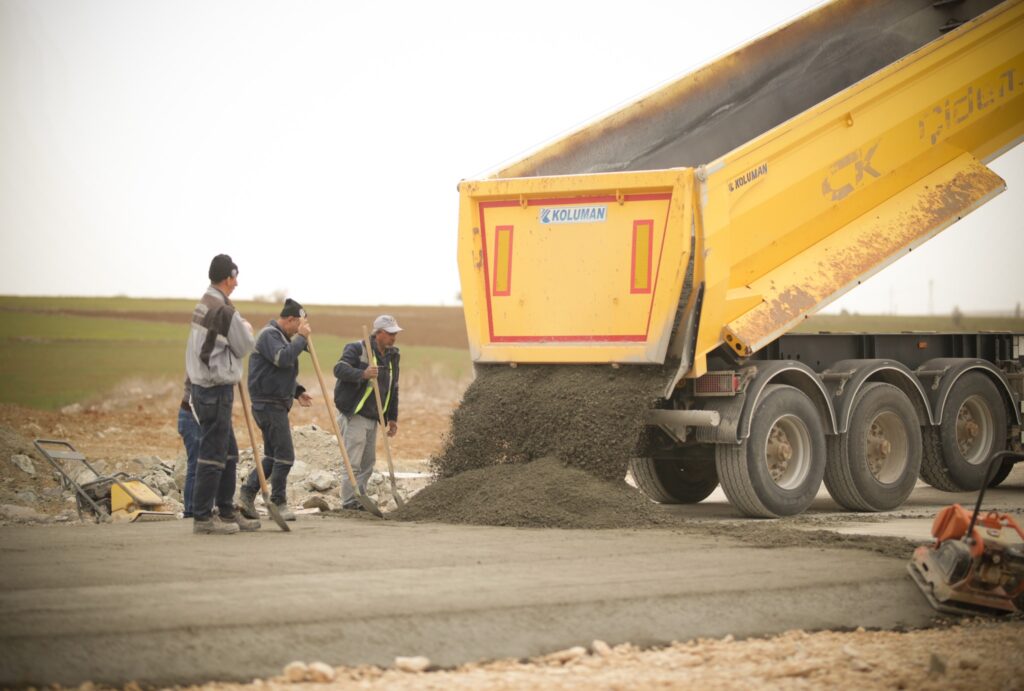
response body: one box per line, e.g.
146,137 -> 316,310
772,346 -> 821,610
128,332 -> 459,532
1,296 -> 1020,410
0,300 -> 472,410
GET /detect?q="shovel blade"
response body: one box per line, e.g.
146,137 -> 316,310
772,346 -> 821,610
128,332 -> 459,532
390,482 -> 405,508
357,492 -> 384,518
263,491 -> 292,532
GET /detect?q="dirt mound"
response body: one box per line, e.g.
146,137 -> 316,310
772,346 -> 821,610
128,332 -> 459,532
0,425 -> 39,462
0,425 -> 67,517
393,456 -> 670,528
430,364 -> 669,482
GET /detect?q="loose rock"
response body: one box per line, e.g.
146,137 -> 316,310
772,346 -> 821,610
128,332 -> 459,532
395,656 -> 430,673
282,661 -> 308,682
305,470 -> 338,492
10,454 -> 35,475
307,661 -> 335,682
546,646 -> 587,665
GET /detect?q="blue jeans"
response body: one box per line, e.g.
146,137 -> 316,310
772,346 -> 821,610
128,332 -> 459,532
190,383 -> 239,521
242,405 -> 295,505
177,406 -> 201,517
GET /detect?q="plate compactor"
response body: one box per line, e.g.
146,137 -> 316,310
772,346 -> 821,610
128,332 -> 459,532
908,451 -> 1024,616
34,439 -> 175,523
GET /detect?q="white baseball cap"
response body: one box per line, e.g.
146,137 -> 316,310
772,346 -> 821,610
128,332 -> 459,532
373,314 -> 403,334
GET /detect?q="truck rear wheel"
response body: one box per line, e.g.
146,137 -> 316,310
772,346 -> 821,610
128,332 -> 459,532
715,385 -> 826,518
630,449 -> 718,504
920,372 -> 1008,491
824,383 -> 921,511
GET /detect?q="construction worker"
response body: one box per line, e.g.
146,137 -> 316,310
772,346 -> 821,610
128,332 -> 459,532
333,314 -> 401,510
185,254 -> 258,535
238,299 -> 313,522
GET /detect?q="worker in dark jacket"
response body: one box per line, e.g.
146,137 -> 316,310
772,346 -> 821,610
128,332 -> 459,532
238,299 -> 312,522
333,314 -> 401,510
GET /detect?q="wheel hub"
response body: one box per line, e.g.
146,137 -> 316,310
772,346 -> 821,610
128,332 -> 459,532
956,395 -> 994,465
764,416 -> 810,488
865,412 -> 908,483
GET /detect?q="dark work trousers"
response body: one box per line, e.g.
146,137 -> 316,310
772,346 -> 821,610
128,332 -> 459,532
242,405 -> 295,505
177,405 -> 201,517
191,383 -> 239,521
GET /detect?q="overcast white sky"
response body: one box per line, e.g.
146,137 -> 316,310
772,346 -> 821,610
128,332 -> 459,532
1,0 -> 1021,314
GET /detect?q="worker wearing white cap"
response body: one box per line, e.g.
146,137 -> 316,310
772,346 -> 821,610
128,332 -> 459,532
332,315 -> 402,510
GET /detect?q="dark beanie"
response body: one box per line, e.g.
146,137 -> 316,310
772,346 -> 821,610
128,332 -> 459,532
280,298 -> 305,318
209,254 -> 238,283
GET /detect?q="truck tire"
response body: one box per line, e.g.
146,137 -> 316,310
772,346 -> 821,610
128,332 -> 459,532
824,383 -> 922,511
920,372 -> 1008,491
629,452 -> 718,504
715,385 -> 826,518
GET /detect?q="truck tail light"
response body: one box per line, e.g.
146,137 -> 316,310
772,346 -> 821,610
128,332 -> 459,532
695,372 -> 741,396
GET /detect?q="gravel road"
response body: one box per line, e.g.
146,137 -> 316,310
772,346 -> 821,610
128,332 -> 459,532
2,470 -> 1021,688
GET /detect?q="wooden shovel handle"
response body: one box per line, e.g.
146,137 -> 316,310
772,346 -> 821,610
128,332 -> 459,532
362,326 -> 389,429
306,335 -> 360,488
236,381 -> 270,495
362,327 -> 402,497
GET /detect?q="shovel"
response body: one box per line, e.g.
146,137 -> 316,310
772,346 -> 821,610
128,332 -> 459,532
306,335 -> 383,518
363,326 -> 405,508
236,381 -> 291,532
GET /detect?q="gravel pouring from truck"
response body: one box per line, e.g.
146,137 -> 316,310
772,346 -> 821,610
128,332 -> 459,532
455,0 -> 1024,517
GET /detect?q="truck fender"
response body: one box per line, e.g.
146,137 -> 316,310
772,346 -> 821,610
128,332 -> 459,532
822,359 -> 932,433
697,361 -> 837,444
915,358 -> 1022,427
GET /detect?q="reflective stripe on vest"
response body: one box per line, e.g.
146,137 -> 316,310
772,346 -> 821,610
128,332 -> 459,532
353,349 -> 393,417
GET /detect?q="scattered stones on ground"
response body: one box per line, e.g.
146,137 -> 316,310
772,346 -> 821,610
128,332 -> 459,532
545,646 -> 587,665
0,421 -> 429,523
0,503 -> 50,523
305,469 -> 337,492
10,453 -> 35,475
306,661 -> 336,683
394,656 -> 431,673
147,619 -> 1024,691
282,661 -> 308,683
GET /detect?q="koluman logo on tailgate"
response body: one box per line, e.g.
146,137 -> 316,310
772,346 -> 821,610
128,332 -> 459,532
539,205 -> 608,225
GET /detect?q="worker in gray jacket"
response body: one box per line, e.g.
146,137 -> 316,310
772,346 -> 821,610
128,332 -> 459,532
238,299 -> 312,522
185,254 -> 258,535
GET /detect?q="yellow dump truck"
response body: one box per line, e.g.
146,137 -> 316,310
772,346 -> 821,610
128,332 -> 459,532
456,0 -> 1024,516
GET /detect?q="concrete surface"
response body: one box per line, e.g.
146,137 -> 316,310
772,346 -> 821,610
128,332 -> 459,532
0,467 -> 1020,687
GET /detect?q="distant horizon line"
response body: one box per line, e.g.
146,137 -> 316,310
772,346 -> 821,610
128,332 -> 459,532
0,292 -> 462,308
0,293 -> 1020,318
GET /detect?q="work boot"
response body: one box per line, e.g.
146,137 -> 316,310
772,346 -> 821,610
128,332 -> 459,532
233,513 -> 261,532
237,487 -> 259,520
342,501 -> 366,512
272,500 -> 296,522
193,516 -> 240,535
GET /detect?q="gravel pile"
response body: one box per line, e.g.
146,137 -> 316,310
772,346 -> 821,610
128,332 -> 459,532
392,456 -> 667,528
430,364 -> 669,482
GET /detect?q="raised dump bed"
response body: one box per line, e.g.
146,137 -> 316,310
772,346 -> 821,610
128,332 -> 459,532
454,0 -> 1024,517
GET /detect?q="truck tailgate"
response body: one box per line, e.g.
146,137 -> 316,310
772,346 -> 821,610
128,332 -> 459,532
457,170 -> 693,364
